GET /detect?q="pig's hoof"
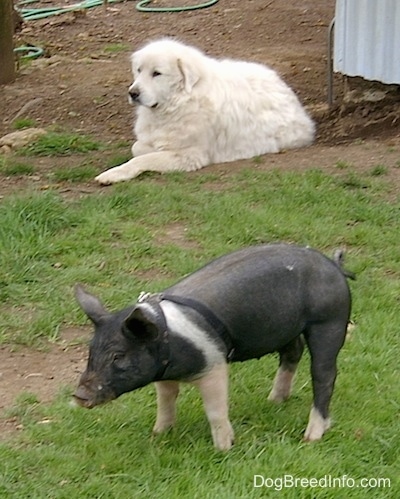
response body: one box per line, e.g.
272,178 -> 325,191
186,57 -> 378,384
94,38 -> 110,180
215,436 -> 234,452
304,408 -> 331,441
267,390 -> 290,403
213,425 -> 235,451
152,422 -> 174,435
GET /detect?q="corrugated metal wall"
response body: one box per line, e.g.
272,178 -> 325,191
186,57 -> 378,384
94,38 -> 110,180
334,0 -> 400,84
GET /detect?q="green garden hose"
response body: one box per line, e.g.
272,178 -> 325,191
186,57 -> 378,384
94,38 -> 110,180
18,0 -> 124,21
14,45 -> 44,59
136,0 -> 219,12
15,0 -> 219,58
17,0 -> 219,20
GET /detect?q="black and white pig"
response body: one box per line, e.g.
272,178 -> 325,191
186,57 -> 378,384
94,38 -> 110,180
74,243 -> 354,451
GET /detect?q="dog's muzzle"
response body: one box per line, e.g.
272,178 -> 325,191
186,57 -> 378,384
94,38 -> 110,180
129,90 -> 140,103
128,90 -> 158,109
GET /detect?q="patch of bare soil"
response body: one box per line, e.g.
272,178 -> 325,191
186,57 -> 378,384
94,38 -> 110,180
0,328 -> 89,439
0,0 -> 399,430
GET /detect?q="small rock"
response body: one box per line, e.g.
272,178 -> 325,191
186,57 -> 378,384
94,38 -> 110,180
0,128 -> 47,153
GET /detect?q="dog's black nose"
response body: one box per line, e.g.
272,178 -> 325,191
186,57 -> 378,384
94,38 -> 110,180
129,90 -> 140,101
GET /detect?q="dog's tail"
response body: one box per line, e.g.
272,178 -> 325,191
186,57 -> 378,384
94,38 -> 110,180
333,249 -> 356,280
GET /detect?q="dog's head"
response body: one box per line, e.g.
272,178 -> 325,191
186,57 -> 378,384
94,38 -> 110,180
128,39 -> 201,110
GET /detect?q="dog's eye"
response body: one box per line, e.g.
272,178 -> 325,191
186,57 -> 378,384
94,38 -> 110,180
152,71 -> 161,77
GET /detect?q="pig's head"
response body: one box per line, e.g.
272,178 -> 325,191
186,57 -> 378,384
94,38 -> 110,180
74,285 -> 166,409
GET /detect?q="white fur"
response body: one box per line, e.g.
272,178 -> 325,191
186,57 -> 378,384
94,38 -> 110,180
304,406 -> 331,441
268,366 -> 295,403
153,365 -> 234,451
95,39 -> 315,184
156,301 -> 232,450
160,300 -> 225,369
191,363 -> 234,451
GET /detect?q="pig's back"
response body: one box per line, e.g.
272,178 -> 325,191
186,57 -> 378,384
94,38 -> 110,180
164,244 -> 351,359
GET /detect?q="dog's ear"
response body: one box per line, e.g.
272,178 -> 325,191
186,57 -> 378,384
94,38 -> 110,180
177,58 -> 200,93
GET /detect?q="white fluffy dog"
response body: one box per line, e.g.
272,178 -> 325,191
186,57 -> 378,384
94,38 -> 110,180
95,39 -> 315,185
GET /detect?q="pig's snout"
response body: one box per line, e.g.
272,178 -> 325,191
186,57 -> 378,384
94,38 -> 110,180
74,372 -> 116,409
74,385 -> 96,409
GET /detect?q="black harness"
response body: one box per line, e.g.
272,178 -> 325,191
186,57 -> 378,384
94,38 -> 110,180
138,292 -> 234,379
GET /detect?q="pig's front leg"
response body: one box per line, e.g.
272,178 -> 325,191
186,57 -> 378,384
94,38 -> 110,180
192,363 -> 234,451
153,381 -> 180,434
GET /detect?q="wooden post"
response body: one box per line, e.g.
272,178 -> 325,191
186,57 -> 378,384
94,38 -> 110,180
0,0 -> 16,84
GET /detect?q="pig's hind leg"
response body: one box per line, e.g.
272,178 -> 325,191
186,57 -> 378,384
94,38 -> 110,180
268,336 -> 305,403
303,321 -> 347,441
153,381 -> 180,434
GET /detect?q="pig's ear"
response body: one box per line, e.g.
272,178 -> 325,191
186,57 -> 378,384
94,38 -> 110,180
123,306 -> 160,343
74,284 -> 108,325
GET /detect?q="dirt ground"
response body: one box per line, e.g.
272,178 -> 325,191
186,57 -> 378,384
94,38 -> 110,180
1,0 -> 399,436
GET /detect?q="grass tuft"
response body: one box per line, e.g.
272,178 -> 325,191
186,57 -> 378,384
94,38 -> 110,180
12,118 -> 37,130
0,159 -> 35,176
370,164 -> 388,176
51,163 -> 99,183
103,43 -> 130,53
335,159 -> 353,169
20,132 -> 101,156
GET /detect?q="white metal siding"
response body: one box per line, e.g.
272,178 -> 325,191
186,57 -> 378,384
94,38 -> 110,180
334,0 -> 400,84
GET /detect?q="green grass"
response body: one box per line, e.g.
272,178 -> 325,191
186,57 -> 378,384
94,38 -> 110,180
106,152 -> 133,168
0,164 -> 399,497
103,43 -> 130,53
0,158 -> 35,176
51,163 -> 99,183
370,164 -> 388,176
12,118 -> 37,130
20,131 -> 101,156
335,159 -> 353,170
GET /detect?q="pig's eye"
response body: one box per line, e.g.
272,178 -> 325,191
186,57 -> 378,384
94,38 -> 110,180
152,70 -> 161,77
112,353 -> 125,363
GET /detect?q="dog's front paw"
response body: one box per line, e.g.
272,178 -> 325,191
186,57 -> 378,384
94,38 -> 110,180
95,169 -> 125,185
95,161 -> 141,185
